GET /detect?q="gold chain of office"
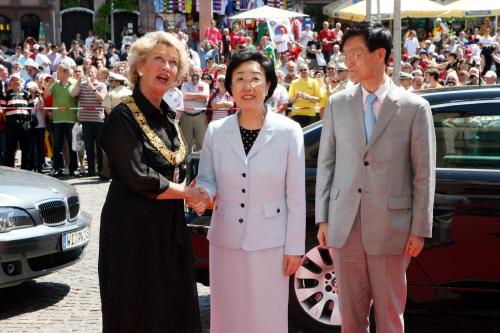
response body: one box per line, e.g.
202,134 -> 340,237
123,96 -> 186,167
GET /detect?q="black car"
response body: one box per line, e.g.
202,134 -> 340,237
185,85 -> 500,332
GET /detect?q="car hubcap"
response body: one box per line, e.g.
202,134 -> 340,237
293,246 -> 341,326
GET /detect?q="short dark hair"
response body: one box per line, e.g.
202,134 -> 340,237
224,49 -> 277,102
425,67 -> 440,81
340,22 -> 392,65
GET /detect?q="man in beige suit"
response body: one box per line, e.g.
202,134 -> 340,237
316,22 -> 436,332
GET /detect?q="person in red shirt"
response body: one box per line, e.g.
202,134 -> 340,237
204,20 -> 221,46
318,21 -> 336,64
191,25 -> 200,51
283,41 -> 303,63
230,26 -> 246,53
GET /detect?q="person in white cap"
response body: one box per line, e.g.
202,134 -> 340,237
103,72 -> 132,114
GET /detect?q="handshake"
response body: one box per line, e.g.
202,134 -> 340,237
186,186 -> 211,216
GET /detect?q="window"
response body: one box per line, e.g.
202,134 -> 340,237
434,106 -> 500,169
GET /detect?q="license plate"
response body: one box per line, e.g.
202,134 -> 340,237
62,227 -> 90,251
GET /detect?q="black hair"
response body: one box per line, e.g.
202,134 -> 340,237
340,22 -> 392,65
224,49 -> 277,102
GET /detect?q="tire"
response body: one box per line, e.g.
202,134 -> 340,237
289,245 -> 341,333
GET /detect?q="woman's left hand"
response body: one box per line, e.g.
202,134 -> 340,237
283,255 -> 302,276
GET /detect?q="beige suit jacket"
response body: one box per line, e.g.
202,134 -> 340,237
315,81 -> 436,255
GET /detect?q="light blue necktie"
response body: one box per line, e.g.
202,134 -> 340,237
364,93 -> 378,143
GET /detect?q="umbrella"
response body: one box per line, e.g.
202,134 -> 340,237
323,0 -> 357,18
229,5 -> 308,20
339,0 -> 446,21
439,0 -> 500,17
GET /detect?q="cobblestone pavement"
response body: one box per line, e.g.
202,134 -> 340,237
0,176 -> 211,333
1,175 -> 499,333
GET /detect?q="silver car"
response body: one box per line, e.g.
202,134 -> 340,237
0,166 -> 91,288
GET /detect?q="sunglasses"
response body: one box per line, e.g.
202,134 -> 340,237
299,69 -> 308,72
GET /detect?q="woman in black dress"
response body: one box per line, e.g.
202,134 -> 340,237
99,31 -> 206,333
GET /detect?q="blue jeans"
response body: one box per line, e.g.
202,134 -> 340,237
53,122 -> 78,172
82,122 -> 104,175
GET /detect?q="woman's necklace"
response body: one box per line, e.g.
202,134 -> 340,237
123,96 -> 186,183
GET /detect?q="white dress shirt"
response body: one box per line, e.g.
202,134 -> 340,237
361,78 -> 391,119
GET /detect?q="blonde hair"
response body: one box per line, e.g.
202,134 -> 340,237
128,31 -> 189,88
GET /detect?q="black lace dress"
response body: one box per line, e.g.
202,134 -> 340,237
99,88 -> 201,333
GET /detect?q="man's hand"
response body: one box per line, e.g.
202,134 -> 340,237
405,234 -> 425,257
283,255 -> 302,276
317,222 -> 329,247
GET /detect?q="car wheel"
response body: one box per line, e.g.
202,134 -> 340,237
289,245 -> 341,333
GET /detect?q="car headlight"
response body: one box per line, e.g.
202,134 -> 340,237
0,208 -> 35,233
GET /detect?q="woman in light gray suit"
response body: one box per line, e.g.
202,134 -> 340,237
195,50 -> 306,333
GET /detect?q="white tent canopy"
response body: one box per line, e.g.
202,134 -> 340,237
439,0 -> 500,17
229,5 -> 308,20
339,0 -> 446,21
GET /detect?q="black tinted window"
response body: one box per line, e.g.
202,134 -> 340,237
434,108 -> 500,169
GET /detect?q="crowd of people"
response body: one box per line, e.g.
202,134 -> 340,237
0,17 -> 499,176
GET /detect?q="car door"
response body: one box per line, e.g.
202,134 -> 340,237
410,99 -> 500,305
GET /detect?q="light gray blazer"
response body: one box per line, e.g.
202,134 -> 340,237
315,81 -> 436,255
197,110 -> 306,255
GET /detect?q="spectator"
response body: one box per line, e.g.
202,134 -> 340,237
206,74 -> 234,123
284,61 -> 298,88
306,32 -> 322,70
445,71 -> 459,86
288,63 -> 321,127
404,30 -> 419,57
105,44 -> 121,69
479,28 -> 494,46
35,45 -> 51,74
53,46 -> 76,68
120,43 -> 131,61
204,20 -> 221,46
424,67 -> 442,89
70,65 -> 107,177
200,73 -> 214,91
325,63 -> 338,95
331,62 -> 349,93
44,63 -> 79,177
97,67 -> 110,84
268,69 -> 289,114
400,72 -> 413,90
47,44 -> 60,72
2,73 -> 33,169
483,70 -> 497,85
260,36 -> 276,67
458,70 -> 470,85
314,70 -> 328,118
84,30 -> 95,53
330,44 -> 343,65
103,72 -> 132,115
283,41 -> 303,63
27,80 -> 45,172
220,28 -> 231,64
162,82 -> 184,120
299,24 -> 314,49
411,74 -> 424,91
191,25 -> 200,51
180,66 -> 209,153
468,67 -> 481,85
334,22 -> 344,42
319,21 -> 336,64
